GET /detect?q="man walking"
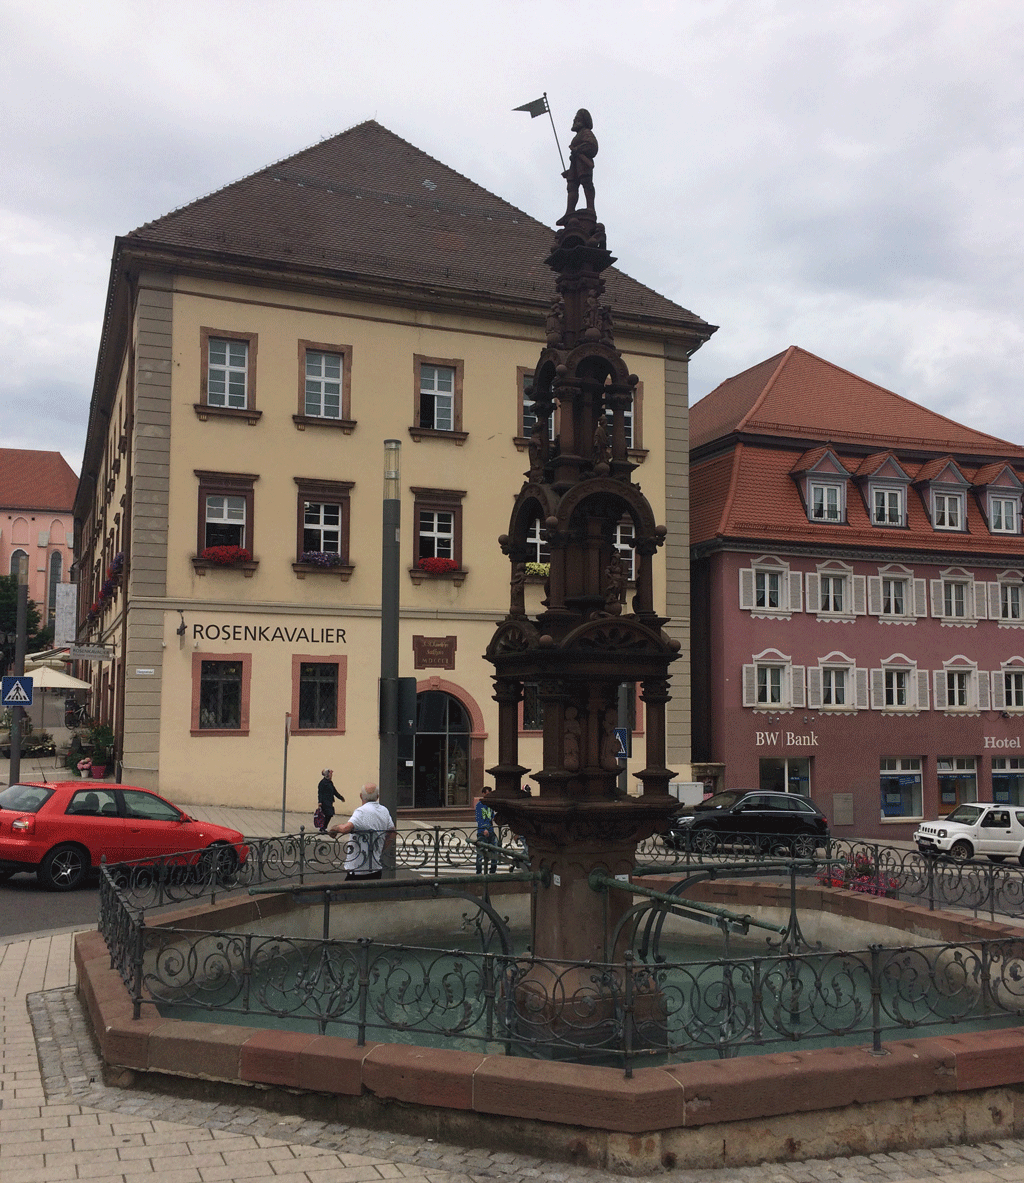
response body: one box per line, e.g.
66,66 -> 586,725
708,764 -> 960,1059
330,783 -> 394,879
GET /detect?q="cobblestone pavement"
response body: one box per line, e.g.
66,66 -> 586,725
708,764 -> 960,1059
0,934 -> 1022,1183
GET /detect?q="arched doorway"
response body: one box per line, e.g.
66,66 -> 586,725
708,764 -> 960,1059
400,689 -> 471,809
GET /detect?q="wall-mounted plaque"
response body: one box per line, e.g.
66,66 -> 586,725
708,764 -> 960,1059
412,635 -> 457,669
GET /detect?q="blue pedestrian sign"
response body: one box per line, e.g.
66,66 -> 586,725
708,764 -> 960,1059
614,727 -> 630,759
1,676 -> 33,708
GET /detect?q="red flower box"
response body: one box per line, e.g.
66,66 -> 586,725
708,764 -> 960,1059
199,546 -> 252,566
418,556 -> 458,575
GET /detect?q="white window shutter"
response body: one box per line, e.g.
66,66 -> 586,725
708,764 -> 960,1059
973,581 -> 987,620
790,666 -> 805,708
871,668 -> 884,709
916,669 -> 930,710
742,665 -> 757,706
788,571 -> 803,612
930,579 -> 943,617
855,668 -> 869,709
805,573 -> 820,614
989,583 -> 1002,619
807,668 -> 822,708
978,671 -> 991,711
868,577 -> 882,615
852,575 -> 867,615
739,568 -> 755,610
914,579 -> 929,617
993,671 -> 1006,710
933,670 -> 947,710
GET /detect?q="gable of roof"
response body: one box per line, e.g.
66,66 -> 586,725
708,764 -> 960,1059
913,457 -> 968,487
124,120 -> 711,332
691,346 -> 1020,455
0,450 -> 78,513
852,451 -> 911,481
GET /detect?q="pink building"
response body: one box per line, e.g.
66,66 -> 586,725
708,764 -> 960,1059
691,348 -> 1024,842
0,449 -> 78,629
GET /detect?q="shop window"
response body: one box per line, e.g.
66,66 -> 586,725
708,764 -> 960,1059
739,557 -> 803,619
290,654 -> 347,735
293,340 -> 355,432
759,758 -> 811,795
410,355 -> 467,443
191,652 -> 251,735
197,329 -> 260,422
879,757 -> 922,819
992,758 -> 1024,805
937,757 -> 978,810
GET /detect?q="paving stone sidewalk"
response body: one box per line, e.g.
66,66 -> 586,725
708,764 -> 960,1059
3,934 -> 1024,1183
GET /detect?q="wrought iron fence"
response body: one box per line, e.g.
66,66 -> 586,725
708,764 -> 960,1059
99,864 -> 1024,1072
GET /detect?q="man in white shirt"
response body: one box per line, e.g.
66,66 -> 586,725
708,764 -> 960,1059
329,782 -> 395,879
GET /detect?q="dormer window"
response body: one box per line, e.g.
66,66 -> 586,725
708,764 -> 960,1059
989,495 -> 1018,534
872,487 -> 904,526
810,482 -> 843,522
932,492 -> 964,531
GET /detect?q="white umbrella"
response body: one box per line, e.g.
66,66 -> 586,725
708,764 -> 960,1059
24,667 -> 91,690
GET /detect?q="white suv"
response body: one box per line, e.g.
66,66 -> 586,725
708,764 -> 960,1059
914,803 -> 1024,863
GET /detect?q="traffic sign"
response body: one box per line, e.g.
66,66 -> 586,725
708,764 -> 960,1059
614,727 -> 630,759
1,676 -> 34,708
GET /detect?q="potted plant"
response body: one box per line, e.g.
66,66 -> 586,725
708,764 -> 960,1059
76,757 -> 93,779
88,723 -> 116,779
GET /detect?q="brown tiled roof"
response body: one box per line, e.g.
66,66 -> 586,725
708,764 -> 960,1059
690,346 -> 1019,454
692,442 -> 1024,556
0,450 -> 78,513
125,120 -> 710,331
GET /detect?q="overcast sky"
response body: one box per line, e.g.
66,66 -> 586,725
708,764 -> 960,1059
2,0 -> 1022,472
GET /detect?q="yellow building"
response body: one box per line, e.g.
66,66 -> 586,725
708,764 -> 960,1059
74,121 -> 713,813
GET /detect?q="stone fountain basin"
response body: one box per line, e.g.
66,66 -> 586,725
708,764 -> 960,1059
75,877 -> 1024,1175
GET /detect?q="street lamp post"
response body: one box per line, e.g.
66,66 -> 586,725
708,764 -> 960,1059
9,556 -> 28,786
379,440 -> 401,875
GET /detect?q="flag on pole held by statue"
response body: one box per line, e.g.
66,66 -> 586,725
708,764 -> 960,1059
513,96 -> 549,118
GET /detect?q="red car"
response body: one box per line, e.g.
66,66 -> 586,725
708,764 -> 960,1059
0,781 -> 247,891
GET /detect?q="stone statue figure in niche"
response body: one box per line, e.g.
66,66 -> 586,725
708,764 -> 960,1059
528,423 -> 546,478
558,108 -> 598,224
545,299 -> 564,346
600,707 -> 621,772
604,551 -> 627,613
563,706 -> 582,772
510,561 -> 527,616
592,415 -> 610,464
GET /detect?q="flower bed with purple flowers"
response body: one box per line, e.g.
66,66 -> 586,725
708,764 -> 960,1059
299,551 -> 344,568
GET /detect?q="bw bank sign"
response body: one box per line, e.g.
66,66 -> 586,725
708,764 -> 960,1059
756,730 -> 819,747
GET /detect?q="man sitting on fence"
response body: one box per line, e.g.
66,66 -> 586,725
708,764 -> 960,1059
329,782 -> 395,880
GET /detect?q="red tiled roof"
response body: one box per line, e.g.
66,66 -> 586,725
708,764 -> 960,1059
692,443 -> 1024,556
0,450 -> 77,513
125,120 -> 711,332
690,346 -> 1019,454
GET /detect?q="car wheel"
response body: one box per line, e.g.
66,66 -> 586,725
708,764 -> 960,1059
200,843 -> 239,885
691,827 -> 719,855
792,834 -> 818,858
948,840 -> 973,863
38,844 -> 89,891
987,855 -> 1007,863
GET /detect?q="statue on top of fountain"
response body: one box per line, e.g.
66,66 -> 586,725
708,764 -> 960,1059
557,108 -> 598,226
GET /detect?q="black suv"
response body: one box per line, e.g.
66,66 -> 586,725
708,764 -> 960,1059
666,790 -> 829,855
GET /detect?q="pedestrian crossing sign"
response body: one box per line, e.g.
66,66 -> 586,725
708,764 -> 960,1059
1,676 -> 33,707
